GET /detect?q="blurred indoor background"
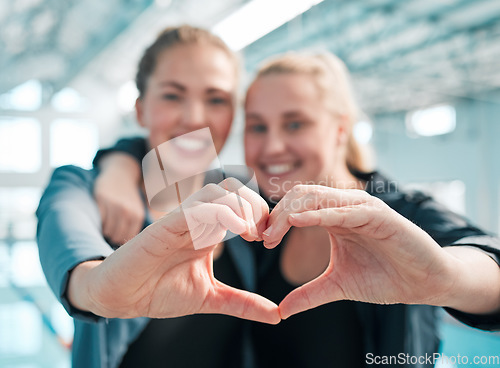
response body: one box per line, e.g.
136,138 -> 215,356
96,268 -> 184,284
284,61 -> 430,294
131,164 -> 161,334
1,0 -> 499,367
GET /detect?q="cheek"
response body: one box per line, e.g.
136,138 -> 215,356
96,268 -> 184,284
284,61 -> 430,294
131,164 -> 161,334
308,138 -> 338,174
210,109 -> 233,139
146,105 -> 176,131
244,136 -> 260,166
295,133 -> 333,170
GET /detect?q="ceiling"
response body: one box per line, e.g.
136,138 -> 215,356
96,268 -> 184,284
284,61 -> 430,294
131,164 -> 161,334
244,0 -> 500,114
0,0 -> 245,101
1,0 -> 500,115
0,0 -> 154,97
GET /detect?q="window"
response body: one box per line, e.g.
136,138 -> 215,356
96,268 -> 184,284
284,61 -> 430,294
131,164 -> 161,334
0,187 -> 41,240
117,80 -> 138,113
0,80 -> 42,111
353,120 -> 373,144
50,119 -> 98,169
406,104 -> 456,137
0,117 -> 41,173
0,302 -> 42,355
405,180 -> 466,215
10,241 -> 46,287
0,242 -> 8,288
51,87 -> 86,112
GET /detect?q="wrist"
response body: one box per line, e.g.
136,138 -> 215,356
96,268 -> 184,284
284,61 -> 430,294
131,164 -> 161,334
67,260 -> 103,315
99,154 -> 142,183
438,247 -> 500,314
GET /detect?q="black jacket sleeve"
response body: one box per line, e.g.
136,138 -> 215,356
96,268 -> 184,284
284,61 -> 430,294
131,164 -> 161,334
381,188 -> 500,330
92,137 -> 148,168
36,166 -> 114,322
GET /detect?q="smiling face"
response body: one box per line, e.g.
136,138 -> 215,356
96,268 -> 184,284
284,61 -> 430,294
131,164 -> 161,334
244,73 -> 347,201
136,43 -> 237,155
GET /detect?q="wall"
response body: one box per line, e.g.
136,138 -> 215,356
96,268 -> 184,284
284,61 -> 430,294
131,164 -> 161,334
372,90 -> 500,234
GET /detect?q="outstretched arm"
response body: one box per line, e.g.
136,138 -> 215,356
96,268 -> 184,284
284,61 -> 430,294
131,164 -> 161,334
68,178 -> 279,323
38,167 -> 278,324
262,185 -> 500,321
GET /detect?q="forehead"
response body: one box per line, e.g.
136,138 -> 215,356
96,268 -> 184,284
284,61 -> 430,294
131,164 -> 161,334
152,44 -> 237,91
246,73 -> 321,111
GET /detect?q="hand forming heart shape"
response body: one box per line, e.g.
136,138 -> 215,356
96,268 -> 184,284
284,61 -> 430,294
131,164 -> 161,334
78,178 -> 461,324
259,184 -> 459,320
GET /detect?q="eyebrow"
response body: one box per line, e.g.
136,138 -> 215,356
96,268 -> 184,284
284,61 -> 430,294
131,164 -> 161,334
245,112 -> 264,121
159,81 -> 185,91
158,81 -> 230,94
206,87 -> 230,94
282,111 -> 304,119
245,111 -> 304,120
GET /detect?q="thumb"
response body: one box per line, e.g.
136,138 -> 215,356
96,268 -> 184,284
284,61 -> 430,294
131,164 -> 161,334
278,275 -> 344,320
203,281 -> 281,324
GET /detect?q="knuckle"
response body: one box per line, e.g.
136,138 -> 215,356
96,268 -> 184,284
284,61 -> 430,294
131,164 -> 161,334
360,189 -> 373,199
204,183 -> 220,194
368,194 -> 383,206
291,185 -> 306,194
222,191 -> 238,202
205,183 -> 218,190
222,177 -> 242,188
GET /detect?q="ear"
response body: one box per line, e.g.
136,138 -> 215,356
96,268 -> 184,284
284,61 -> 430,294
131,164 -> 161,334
135,97 -> 146,128
336,114 -> 350,146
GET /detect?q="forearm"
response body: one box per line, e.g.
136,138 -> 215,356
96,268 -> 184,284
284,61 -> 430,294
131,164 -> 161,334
66,254 -> 146,319
65,217 -> 193,319
440,246 -> 500,314
98,153 -> 142,183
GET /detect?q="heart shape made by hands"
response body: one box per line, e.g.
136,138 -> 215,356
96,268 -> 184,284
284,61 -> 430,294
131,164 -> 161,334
250,184 -> 458,320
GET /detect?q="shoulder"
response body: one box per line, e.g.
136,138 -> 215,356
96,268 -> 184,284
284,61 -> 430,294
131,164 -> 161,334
47,165 -> 98,192
361,170 -> 488,245
360,170 -> 443,215
51,164 -> 97,182
37,165 -> 98,217
93,136 -> 149,166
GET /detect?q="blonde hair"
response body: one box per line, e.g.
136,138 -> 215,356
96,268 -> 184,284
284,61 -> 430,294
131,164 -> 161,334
254,52 -> 367,172
136,25 -> 240,98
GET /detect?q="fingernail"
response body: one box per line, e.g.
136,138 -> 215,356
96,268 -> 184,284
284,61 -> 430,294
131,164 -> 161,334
250,219 -> 258,238
262,224 -> 273,237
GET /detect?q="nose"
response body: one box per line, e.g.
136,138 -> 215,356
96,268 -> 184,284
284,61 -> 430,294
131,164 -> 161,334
262,129 -> 287,156
182,100 -> 206,129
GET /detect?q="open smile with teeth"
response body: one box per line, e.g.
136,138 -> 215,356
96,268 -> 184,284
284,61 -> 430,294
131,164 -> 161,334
172,137 -> 209,151
263,162 -> 299,175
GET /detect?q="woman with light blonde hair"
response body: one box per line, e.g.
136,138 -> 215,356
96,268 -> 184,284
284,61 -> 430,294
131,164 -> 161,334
240,51 -> 500,366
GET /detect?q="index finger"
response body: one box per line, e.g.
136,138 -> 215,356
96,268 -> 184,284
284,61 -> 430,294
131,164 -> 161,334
262,186 -> 317,248
263,186 -> 368,247
219,177 -> 270,239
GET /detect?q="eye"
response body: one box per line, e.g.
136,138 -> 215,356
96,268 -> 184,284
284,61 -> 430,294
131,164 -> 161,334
286,121 -> 303,131
246,124 -> 267,134
162,93 -> 180,101
208,97 -> 229,105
